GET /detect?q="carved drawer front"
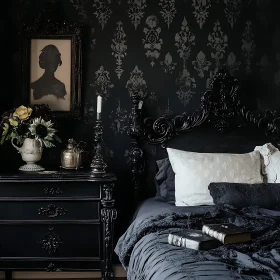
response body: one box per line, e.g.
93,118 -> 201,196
0,224 -> 101,258
0,201 -> 100,220
0,181 -> 101,198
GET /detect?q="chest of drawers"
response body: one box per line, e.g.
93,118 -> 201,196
0,170 -> 117,280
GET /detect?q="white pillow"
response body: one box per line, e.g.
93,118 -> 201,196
167,148 -> 263,206
254,143 -> 280,183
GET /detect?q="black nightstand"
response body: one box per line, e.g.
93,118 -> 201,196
0,170 -> 117,280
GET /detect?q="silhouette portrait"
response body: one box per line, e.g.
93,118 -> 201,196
30,39 -> 72,112
31,44 -> 66,100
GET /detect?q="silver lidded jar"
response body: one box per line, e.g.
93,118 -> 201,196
61,139 -> 85,169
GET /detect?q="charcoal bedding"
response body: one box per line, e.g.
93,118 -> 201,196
115,198 -> 280,280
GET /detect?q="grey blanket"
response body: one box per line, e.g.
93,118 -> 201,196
115,205 -> 280,280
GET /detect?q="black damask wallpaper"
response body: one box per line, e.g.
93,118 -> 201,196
3,0 -> 280,237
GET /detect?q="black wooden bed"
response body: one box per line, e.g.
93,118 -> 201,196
115,70 -> 280,280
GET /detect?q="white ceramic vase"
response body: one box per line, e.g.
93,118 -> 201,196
11,137 -> 45,171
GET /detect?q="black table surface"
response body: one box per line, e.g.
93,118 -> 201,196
0,169 -> 117,182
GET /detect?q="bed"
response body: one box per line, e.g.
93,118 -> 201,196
115,70 -> 280,280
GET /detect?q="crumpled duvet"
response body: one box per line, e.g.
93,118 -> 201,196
115,205 -> 280,280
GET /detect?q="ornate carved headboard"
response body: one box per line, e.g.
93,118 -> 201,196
128,70 -> 280,203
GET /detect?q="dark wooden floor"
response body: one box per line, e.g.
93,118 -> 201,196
8,275 -> 127,279
25,278 -> 127,280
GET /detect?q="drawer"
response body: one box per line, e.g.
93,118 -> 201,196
0,181 -> 101,198
0,259 -> 101,271
0,201 -> 100,220
0,224 -> 101,258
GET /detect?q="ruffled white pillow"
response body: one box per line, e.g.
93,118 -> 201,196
254,143 -> 280,183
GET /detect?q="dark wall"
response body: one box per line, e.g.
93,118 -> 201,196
4,0 -> 280,236
0,1 -> 14,109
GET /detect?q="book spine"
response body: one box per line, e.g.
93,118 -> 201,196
168,234 -> 182,247
202,225 -> 225,244
168,234 -> 193,248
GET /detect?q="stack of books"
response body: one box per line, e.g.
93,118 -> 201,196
168,223 -> 251,251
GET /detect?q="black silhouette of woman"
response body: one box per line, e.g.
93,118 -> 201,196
31,44 -> 66,100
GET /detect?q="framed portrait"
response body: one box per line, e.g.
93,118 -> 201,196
20,22 -> 82,119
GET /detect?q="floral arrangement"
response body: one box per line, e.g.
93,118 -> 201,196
0,104 -> 61,148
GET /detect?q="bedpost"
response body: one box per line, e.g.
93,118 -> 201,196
128,92 -> 144,204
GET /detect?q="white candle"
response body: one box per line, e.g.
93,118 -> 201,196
97,95 -> 102,113
138,100 -> 143,109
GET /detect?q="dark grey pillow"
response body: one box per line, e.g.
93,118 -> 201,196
155,158 -> 175,203
208,183 -> 280,210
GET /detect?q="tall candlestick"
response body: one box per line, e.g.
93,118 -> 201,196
90,119 -> 107,175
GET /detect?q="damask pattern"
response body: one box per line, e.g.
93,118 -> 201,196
192,0 -> 211,29
15,0 -> 280,174
192,51 -> 211,78
143,15 -> 163,66
111,21 -> 127,79
225,52 -> 241,75
147,92 -> 157,103
242,21 -> 255,74
159,0 -> 177,29
176,68 -> 196,106
207,21 -> 228,67
83,102 -> 94,121
128,0 -> 147,30
90,66 -> 114,101
206,69 -> 219,89
109,100 -> 128,135
70,0 -> 88,21
161,53 -> 177,74
175,17 -> 195,68
224,0 -> 242,29
93,0 -> 112,30
126,66 -> 147,98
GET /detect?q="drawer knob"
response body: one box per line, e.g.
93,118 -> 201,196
44,187 -> 63,195
38,204 -> 67,218
39,227 -> 62,255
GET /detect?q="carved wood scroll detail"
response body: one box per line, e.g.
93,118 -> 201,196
38,204 -> 67,218
101,183 -> 117,280
46,263 -> 61,272
142,70 -> 280,145
128,93 -> 145,202
128,69 -> 280,202
39,227 -> 62,255
44,187 -> 63,195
